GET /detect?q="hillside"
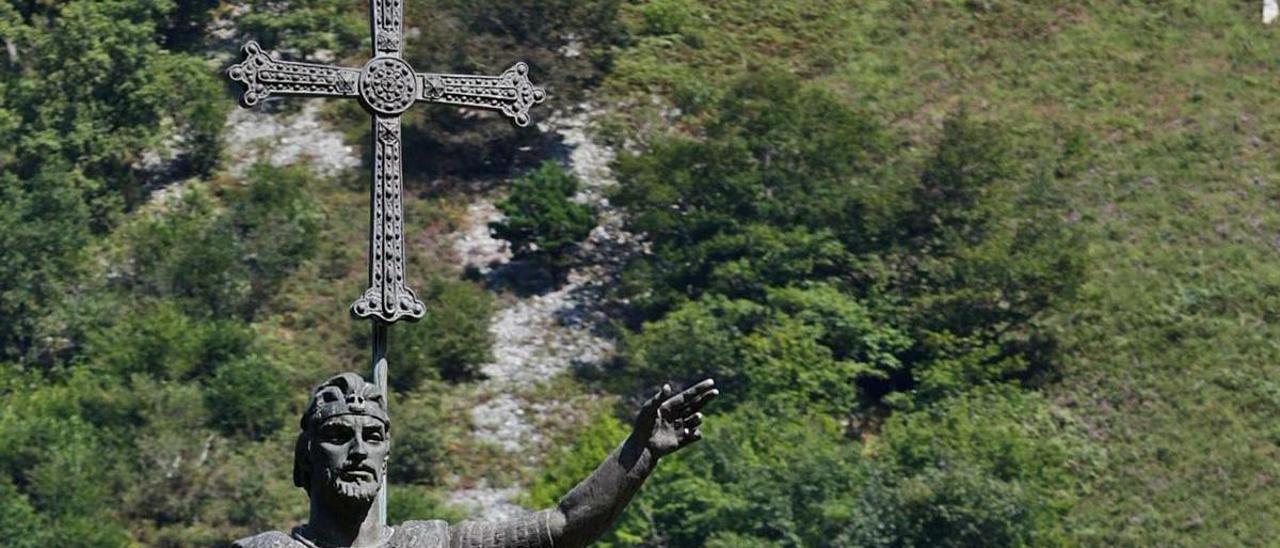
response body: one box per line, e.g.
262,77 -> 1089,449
599,1 -> 1280,543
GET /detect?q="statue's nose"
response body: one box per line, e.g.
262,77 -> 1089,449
350,437 -> 369,458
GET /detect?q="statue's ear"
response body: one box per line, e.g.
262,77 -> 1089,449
292,431 -> 311,490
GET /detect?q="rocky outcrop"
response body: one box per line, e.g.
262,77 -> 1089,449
447,103 -> 641,521
224,100 -> 361,178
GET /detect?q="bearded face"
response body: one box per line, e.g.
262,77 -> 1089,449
308,414 -> 390,507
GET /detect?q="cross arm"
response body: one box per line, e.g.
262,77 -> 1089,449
417,62 -> 547,127
227,41 -> 362,108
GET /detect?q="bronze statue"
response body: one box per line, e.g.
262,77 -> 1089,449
233,373 -> 718,547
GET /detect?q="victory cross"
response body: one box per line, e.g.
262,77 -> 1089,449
225,2 -> 718,547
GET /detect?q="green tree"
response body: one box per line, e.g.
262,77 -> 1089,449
0,174 -> 91,363
204,356 -> 289,440
387,485 -> 464,525
0,382 -> 132,547
613,68 -> 886,315
161,0 -> 221,51
121,165 -> 321,321
123,186 -> 245,317
615,71 -> 1083,412
840,387 -> 1083,547
883,111 -> 1086,406
616,408 -> 863,547
223,163 -> 324,313
235,0 -> 365,57
86,302 -> 255,381
392,277 -> 494,386
396,0 -> 622,176
525,410 -> 631,510
0,477 -> 49,547
2,0 -> 226,219
623,288 -> 909,414
0,0 -> 227,365
491,161 -> 596,283
387,388 -> 466,487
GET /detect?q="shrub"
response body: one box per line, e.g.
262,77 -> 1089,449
387,388 -> 461,487
612,68 -> 886,316
840,386 -> 1083,547
0,477 -> 47,547
393,278 -> 494,387
87,302 -> 255,381
204,356 -> 289,439
616,72 -> 1083,412
125,186 -> 247,318
224,162 -> 324,312
623,287 -> 909,413
4,0 -> 225,216
236,0 -> 365,56
387,484 -> 465,525
124,164 -> 322,320
615,407 -> 863,547
0,176 -> 91,363
491,161 -> 597,282
397,0 -> 622,176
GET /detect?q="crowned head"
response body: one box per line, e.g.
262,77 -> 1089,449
293,373 -> 391,508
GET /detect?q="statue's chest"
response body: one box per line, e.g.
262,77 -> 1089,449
388,520 -> 449,548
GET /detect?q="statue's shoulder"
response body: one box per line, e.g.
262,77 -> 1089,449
231,530 -> 302,548
389,519 -> 449,548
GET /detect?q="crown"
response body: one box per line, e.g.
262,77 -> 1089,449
300,372 -> 389,430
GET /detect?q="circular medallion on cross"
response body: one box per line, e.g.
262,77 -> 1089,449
360,57 -> 418,115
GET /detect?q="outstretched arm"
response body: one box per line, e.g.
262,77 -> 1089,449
546,379 -> 718,548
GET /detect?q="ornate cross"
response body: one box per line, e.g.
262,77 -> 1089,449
228,3 -> 545,325
226,0 -> 545,525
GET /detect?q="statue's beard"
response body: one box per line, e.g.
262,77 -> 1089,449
321,466 -> 381,505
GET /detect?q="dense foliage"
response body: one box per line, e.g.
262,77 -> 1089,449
616,69 -> 1082,412
391,277 -> 494,387
0,0 -> 225,364
491,160 -> 597,281
521,66 -> 1085,546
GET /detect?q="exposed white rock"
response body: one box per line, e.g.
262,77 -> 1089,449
470,393 -> 540,453
449,101 -> 648,522
455,201 -> 512,276
558,33 -> 583,59
1267,0 -> 1279,24
446,485 -> 527,523
224,99 -> 361,178
542,104 -> 618,200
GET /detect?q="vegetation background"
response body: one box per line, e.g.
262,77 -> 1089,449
1,0 -> 1277,546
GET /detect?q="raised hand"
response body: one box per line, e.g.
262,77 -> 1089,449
632,379 -> 719,458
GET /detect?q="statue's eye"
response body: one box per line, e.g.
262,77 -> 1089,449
320,425 -> 353,443
365,428 -> 385,443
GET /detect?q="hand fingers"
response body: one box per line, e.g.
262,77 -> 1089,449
683,413 -> 703,429
681,427 -> 703,446
679,387 -> 719,415
688,378 -> 715,393
643,383 -> 672,411
660,379 -> 715,412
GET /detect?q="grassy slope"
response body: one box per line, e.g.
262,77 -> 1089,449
602,1 -> 1280,544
